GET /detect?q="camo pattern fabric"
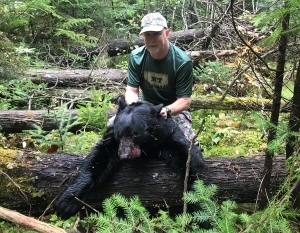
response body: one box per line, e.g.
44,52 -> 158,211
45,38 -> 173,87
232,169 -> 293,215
171,111 -> 196,143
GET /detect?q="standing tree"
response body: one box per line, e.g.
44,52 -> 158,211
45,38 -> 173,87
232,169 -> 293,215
258,2 -> 290,210
286,60 -> 300,213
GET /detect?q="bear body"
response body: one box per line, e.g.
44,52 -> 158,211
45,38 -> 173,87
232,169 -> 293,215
53,98 -> 205,219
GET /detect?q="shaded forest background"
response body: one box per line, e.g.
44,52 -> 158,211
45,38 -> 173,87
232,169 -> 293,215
1,0 -> 300,232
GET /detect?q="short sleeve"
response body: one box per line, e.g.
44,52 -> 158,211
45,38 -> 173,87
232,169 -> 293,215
127,53 -> 141,88
175,60 -> 193,97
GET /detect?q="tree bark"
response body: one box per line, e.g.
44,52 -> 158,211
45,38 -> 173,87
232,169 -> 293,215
286,60 -> 300,212
0,151 -> 286,217
0,109 -> 81,134
0,96 -> 287,134
258,8 -> 289,210
186,50 -> 238,63
27,69 -> 127,88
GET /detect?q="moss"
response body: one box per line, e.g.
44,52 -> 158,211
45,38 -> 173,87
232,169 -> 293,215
0,169 -> 44,199
0,148 -> 19,164
200,129 -> 267,157
0,149 -> 45,199
193,108 -> 267,157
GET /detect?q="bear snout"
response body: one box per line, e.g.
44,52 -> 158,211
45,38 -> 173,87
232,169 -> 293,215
118,137 -> 141,159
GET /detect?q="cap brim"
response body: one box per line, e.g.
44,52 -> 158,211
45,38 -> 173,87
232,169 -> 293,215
139,26 -> 164,35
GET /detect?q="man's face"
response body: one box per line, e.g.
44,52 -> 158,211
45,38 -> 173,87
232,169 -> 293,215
142,29 -> 170,57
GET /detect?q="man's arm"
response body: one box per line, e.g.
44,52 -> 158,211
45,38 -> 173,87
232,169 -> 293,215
125,85 -> 140,104
160,97 -> 191,119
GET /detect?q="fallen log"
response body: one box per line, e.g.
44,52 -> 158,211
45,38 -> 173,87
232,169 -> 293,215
186,50 -> 238,63
107,29 -> 205,56
0,109 -> 81,134
0,151 -> 286,217
0,96 -> 289,134
25,48 -> 238,87
27,69 -> 128,88
106,26 -> 266,57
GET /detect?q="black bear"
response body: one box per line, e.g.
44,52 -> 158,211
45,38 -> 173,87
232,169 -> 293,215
52,97 -> 205,219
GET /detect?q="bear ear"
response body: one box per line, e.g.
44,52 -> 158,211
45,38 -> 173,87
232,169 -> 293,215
117,96 -> 127,111
154,103 -> 164,116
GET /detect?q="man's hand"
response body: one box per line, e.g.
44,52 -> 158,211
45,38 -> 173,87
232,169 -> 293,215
125,86 -> 139,104
161,97 -> 191,117
160,106 -> 171,119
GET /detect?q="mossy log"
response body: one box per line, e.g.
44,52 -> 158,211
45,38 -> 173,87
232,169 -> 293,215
0,151 -> 286,217
0,95 -> 289,134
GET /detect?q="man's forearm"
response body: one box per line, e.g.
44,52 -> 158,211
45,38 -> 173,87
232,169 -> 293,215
168,97 -> 191,115
125,86 -> 139,104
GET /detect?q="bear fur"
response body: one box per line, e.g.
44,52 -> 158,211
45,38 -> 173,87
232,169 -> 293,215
52,97 -> 205,219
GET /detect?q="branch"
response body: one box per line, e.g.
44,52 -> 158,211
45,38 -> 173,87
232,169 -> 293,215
183,119 -> 205,213
221,48 -> 277,100
229,0 -> 277,72
0,170 -> 30,207
241,179 -> 300,233
0,206 -> 73,233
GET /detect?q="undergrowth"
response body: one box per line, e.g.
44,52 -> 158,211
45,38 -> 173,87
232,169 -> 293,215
52,171 -> 299,233
0,69 -> 285,157
192,109 -> 267,157
20,89 -> 113,153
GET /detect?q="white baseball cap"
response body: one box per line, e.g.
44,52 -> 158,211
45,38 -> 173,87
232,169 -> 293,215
139,12 -> 168,35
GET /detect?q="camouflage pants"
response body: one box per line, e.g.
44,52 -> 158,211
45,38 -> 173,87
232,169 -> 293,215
171,111 -> 196,143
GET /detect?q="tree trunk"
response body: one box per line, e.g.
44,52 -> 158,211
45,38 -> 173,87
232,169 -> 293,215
258,9 -> 289,210
286,60 -> 300,158
286,60 -> 300,212
0,96 -> 287,134
0,151 -> 286,217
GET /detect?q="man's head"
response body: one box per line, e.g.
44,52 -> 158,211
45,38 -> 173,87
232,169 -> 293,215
140,13 -> 170,59
139,12 -> 168,35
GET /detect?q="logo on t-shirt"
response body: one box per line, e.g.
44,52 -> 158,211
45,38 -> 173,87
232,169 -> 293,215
144,71 -> 168,89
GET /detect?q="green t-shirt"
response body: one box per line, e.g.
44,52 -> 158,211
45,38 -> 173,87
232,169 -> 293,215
127,42 -> 193,105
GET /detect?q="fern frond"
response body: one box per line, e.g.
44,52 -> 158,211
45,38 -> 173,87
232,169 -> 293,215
61,17 -> 94,30
55,29 -> 87,42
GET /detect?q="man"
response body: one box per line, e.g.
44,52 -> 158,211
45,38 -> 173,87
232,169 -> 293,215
125,12 -> 196,142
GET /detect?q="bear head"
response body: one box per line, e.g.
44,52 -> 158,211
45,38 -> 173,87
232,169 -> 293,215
114,98 -> 175,159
